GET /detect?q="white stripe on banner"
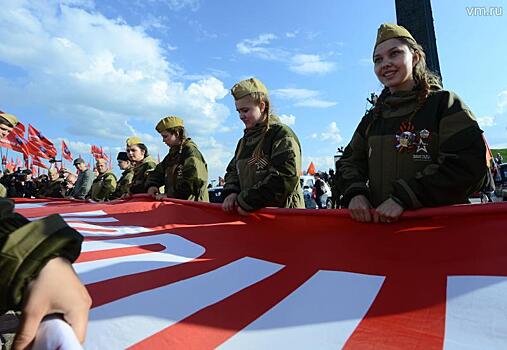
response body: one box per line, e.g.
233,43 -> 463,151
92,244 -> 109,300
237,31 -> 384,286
219,270 -> 384,350
15,202 -> 48,209
68,222 -> 151,235
445,276 -> 507,350
65,217 -> 118,223
62,210 -> 109,217
75,235 -> 205,284
84,257 -> 283,350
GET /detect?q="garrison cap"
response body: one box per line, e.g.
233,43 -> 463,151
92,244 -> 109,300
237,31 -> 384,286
0,112 -> 19,127
73,157 -> 85,165
156,116 -> 184,133
126,136 -> 143,147
96,158 -> 107,165
230,78 -> 269,100
117,151 -> 129,161
374,23 -> 415,49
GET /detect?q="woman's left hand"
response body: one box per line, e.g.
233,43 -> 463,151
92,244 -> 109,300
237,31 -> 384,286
374,198 -> 404,223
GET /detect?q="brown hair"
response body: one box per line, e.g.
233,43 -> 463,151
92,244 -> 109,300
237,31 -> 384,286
166,126 -> 188,154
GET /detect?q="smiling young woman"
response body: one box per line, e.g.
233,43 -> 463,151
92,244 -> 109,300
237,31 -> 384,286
336,23 -> 487,224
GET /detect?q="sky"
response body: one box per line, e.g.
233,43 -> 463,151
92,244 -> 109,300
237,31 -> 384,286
0,0 -> 506,181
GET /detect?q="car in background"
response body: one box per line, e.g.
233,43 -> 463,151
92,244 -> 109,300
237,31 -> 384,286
208,186 -> 224,203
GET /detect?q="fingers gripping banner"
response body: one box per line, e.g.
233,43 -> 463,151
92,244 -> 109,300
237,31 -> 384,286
15,197 -> 507,350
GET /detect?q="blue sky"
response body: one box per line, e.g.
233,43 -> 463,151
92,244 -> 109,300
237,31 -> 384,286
1,0 -> 505,181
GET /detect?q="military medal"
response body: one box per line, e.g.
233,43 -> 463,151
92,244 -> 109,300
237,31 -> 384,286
247,151 -> 268,170
395,120 -> 416,152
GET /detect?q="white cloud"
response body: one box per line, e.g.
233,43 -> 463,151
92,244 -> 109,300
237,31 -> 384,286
285,31 -> 299,38
0,2 -> 230,140
497,91 -> 507,114
289,54 -> 335,75
278,114 -> 296,126
236,34 -> 335,76
295,99 -> 337,108
272,88 -> 319,100
477,116 -> 496,128
320,122 -> 343,144
272,88 -> 337,109
193,136 -> 233,181
158,0 -> 200,11
301,156 -> 335,173
236,33 -> 287,61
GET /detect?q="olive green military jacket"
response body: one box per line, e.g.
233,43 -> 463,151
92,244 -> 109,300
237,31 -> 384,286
110,168 -> 134,199
37,178 -> 65,198
223,115 -> 304,211
129,156 -> 157,194
145,139 -> 209,202
0,198 -> 83,312
337,87 -> 487,209
0,183 -> 6,198
89,171 -> 117,201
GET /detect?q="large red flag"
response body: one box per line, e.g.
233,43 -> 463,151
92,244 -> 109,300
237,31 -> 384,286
62,140 -> 73,161
28,124 -> 57,158
13,197 -> 507,349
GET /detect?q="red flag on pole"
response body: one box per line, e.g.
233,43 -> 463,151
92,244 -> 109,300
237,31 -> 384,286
28,124 -> 57,158
62,140 -> 73,161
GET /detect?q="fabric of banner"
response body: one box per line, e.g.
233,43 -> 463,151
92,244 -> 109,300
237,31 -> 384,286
14,196 -> 507,349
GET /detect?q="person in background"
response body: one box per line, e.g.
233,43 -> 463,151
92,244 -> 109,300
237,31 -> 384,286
222,77 -> 304,215
336,23 -> 487,223
146,116 -> 209,201
88,158 -> 117,201
109,151 -> 134,200
64,173 -> 77,197
125,137 -> 157,195
0,112 -> 18,198
37,168 -> 65,198
69,158 -> 94,200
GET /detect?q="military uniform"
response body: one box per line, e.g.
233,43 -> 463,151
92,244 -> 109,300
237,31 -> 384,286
337,86 -> 487,209
146,139 -> 209,201
129,156 -> 157,194
0,198 -> 83,348
223,114 -> 305,211
89,171 -> 117,201
110,168 -> 134,199
37,178 -> 65,198
0,183 -> 6,198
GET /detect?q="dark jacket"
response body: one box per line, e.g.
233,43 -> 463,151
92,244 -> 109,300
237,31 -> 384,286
337,86 -> 487,209
145,139 -> 209,202
223,115 -> 304,211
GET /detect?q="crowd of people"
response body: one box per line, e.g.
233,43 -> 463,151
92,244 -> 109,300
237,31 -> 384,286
0,23 -> 492,348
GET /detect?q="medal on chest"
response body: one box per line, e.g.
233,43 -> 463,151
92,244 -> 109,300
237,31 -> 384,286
395,120 -> 416,152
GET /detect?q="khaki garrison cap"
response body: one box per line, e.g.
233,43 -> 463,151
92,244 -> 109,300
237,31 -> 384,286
375,23 -> 415,49
230,78 -> 269,100
0,112 -> 19,127
126,136 -> 143,147
155,116 -> 184,133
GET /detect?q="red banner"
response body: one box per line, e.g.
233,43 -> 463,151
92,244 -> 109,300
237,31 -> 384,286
14,197 -> 507,349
